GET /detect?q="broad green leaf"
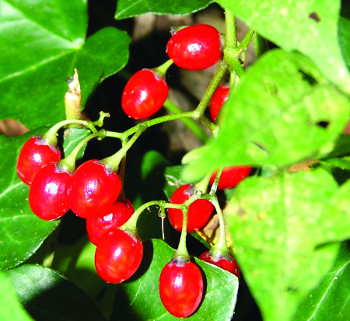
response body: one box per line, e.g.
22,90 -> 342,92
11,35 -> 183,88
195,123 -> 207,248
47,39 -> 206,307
0,130 -> 60,271
339,2 -> 350,68
0,271 -> 33,321
51,235 -> 116,320
0,1 -> 130,129
115,0 -> 213,19
112,239 -> 238,320
217,0 -> 350,93
182,50 -> 350,182
294,244 -> 350,320
7,264 -> 106,321
224,169 -> 350,321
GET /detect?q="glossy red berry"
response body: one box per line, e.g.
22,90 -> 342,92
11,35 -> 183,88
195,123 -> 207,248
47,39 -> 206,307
159,260 -> 203,318
210,166 -> 252,190
17,136 -> 61,185
95,228 -> 143,283
168,184 -> 214,233
122,69 -> 169,119
86,199 -> 134,245
69,160 -> 122,219
199,251 -> 240,277
29,163 -> 72,221
209,84 -> 230,122
166,24 -> 222,70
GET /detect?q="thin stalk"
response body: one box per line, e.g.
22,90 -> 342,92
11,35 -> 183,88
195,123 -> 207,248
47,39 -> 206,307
238,28 -> 255,54
225,10 -> 237,48
163,99 -> 209,143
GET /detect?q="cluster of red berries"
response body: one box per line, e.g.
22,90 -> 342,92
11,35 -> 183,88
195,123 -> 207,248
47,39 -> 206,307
16,24 -> 250,318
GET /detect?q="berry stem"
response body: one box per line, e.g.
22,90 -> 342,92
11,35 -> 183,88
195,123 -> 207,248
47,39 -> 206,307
238,28 -> 255,55
173,205 -> 190,262
209,196 -> 230,258
43,119 -> 99,146
102,124 -> 147,172
209,168 -> 223,195
163,98 -> 209,143
193,59 -> 229,120
195,172 -> 212,194
121,200 -> 184,235
153,59 -> 174,77
224,10 -> 237,49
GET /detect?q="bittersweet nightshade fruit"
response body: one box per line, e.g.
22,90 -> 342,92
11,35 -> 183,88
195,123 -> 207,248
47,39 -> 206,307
17,136 -> 61,185
209,84 -> 230,122
122,69 -> 168,119
159,259 -> 204,317
86,199 -> 134,245
29,163 -> 72,221
95,228 -> 143,283
168,184 -> 214,233
166,24 -> 222,70
69,159 -> 122,219
199,251 -> 240,277
210,166 -> 252,190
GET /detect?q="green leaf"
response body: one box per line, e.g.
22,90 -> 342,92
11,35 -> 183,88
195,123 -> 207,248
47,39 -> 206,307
62,127 -> 91,160
0,1 -> 130,129
294,244 -> 350,320
224,168 -> 350,321
339,2 -> 350,69
182,50 -> 350,182
217,0 -> 350,93
7,264 -> 106,321
0,271 -> 33,321
0,130 -> 60,271
112,239 -> 238,320
51,235 -> 116,320
115,0 -> 213,19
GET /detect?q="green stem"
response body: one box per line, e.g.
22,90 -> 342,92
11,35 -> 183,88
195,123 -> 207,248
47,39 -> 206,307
225,10 -> 237,48
193,59 -> 229,119
153,59 -> 174,77
43,119 -> 97,146
102,124 -> 147,172
210,197 -> 230,258
238,28 -> 255,54
173,206 -> 190,262
163,99 -> 209,143
209,168 -> 223,196
195,173 -> 212,194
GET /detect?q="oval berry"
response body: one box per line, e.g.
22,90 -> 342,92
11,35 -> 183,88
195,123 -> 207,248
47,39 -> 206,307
122,69 -> 168,119
168,184 -> 214,233
69,160 -> 122,219
17,136 -> 61,185
199,251 -> 240,277
95,228 -> 143,283
210,166 -> 252,190
209,84 -> 230,122
86,199 -> 134,245
166,24 -> 222,70
159,260 -> 203,318
29,163 -> 72,221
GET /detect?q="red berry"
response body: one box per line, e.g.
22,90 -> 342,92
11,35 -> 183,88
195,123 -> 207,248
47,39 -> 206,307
210,166 -> 252,190
95,228 -> 143,283
159,260 -> 203,318
168,184 -> 214,233
199,251 -> 240,277
166,24 -> 222,70
122,69 -> 168,119
209,84 -> 230,122
86,199 -> 134,245
69,160 -> 122,219
17,136 -> 61,185
29,163 -> 72,221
